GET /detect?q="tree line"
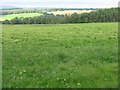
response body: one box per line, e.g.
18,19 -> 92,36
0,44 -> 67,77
2,8 -> 118,24
1,8 -> 96,15
1,9 -> 44,15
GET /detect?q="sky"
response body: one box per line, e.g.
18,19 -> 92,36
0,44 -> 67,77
0,0 -> 119,8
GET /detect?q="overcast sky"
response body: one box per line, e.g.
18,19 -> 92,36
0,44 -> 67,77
1,0 -> 119,8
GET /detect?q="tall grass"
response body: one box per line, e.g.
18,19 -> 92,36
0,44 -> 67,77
2,23 -> 118,88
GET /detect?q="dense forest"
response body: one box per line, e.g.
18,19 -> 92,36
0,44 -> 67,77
2,8 -> 118,24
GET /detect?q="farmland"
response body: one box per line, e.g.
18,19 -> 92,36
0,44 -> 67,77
0,13 -> 42,21
0,9 -> 94,21
2,23 -> 118,88
47,10 -> 93,15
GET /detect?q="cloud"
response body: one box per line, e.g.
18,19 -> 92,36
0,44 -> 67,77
1,0 -> 119,8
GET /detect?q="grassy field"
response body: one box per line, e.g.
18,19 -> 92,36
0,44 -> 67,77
2,23 -> 118,88
0,13 -> 42,21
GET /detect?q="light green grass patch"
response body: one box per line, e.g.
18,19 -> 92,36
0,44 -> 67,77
0,13 -> 42,21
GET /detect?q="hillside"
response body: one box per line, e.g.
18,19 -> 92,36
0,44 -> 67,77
0,13 -> 42,21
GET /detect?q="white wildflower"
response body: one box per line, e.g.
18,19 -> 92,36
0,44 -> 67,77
19,72 -> 22,75
77,83 -> 81,86
64,79 -> 66,81
57,78 -> 59,80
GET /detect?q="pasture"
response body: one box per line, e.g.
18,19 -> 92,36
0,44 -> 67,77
2,23 -> 118,88
0,13 -> 42,21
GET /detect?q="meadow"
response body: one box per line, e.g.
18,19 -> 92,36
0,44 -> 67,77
2,23 -> 118,88
0,13 -> 42,21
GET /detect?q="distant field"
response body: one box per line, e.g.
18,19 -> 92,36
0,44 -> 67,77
0,13 -> 42,21
2,23 -> 118,88
47,10 -> 94,15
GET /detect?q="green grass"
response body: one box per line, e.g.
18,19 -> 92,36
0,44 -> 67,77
2,23 -> 118,88
0,13 -> 42,21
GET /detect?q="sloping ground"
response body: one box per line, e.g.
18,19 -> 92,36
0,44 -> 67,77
0,13 -> 42,21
